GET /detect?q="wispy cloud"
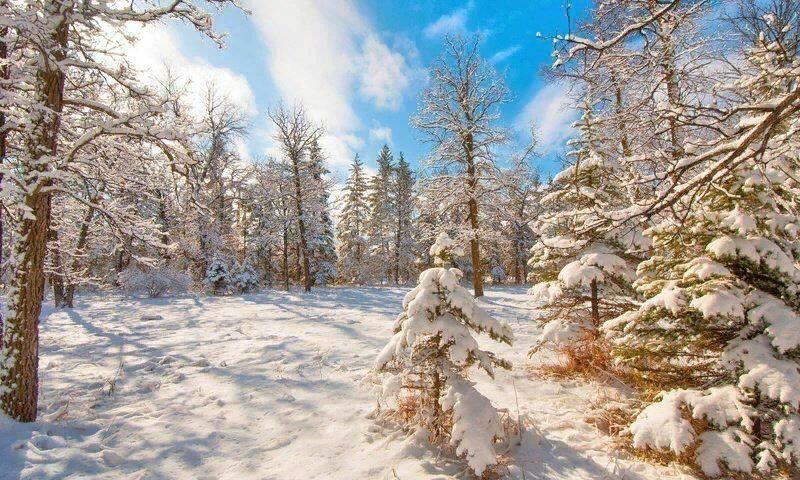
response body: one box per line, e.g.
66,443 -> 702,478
423,1 -> 473,38
358,35 -> 411,110
246,0 -> 414,169
490,45 -> 521,64
128,26 -> 257,118
515,82 -> 577,153
369,126 -> 393,145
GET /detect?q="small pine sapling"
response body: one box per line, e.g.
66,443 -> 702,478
203,255 -> 232,295
374,232 -> 514,476
233,260 -> 260,294
527,102 -> 643,375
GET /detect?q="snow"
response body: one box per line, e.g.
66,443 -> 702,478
747,293 -> 800,353
528,281 -> 564,304
688,289 -> 745,320
629,386 -> 756,467
706,235 -> 800,280
630,390 -> 696,454
640,282 -> 687,315
0,287 -> 699,480
440,376 -> 505,475
682,257 -> 731,281
429,232 -> 464,261
775,416 -> 800,465
724,336 -> 800,407
695,429 -> 754,477
558,261 -> 604,288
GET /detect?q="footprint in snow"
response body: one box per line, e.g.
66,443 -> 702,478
277,393 -> 296,403
263,436 -> 295,451
29,433 -> 67,451
102,449 -> 124,467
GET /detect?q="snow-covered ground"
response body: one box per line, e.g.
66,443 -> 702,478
1,287 -> 697,479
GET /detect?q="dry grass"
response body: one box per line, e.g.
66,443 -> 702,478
531,329 -> 619,382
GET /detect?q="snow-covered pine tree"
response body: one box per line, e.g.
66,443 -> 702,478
204,255 -> 233,295
336,155 -> 370,284
602,18 -> 800,476
374,232 -> 514,476
306,138 -> 337,285
392,153 -> 417,284
366,144 -> 396,283
232,259 -> 259,294
528,99 -> 642,373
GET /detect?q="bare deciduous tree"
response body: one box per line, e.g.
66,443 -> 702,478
412,34 -> 509,297
268,104 -> 324,292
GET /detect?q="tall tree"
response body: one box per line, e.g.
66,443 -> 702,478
268,104 -> 323,293
0,0 -> 240,423
412,34 -> 509,297
306,139 -> 337,285
392,153 -> 417,284
499,155 -> 540,285
366,144 -> 395,283
336,155 -> 370,284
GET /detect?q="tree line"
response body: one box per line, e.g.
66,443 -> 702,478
0,1 -> 540,423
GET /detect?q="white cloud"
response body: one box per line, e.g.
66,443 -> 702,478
320,133 -> 364,170
246,0 -> 414,171
515,82 -> 577,153
358,35 -> 411,110
128,26 -> 257,118
369,126 -> 393,145
424,2 -> 472,38
490,45 -> 521,64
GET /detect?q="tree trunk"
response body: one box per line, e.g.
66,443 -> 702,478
590,279 -> 600,326
52,273 -> 65,308
290,158 -> 311,292
394,211 -> 402,284
156,189 -> 170,260
0,0 -> 8,347
265,246 -> 272,288
1,4 -> 70,423
464,129 -> 483,297
282,224 -> 289,291
47,227 -> 66,307
467,200 -> 483,297
63,204 -> 95,309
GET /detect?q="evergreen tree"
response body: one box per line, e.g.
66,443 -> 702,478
374,232 -> 514,476
232,259 -> 259,294
204,254 -> 233,295
528,100 -> 644,371
306,139 -> 337,285
336,155 -> 370,284
602,22 -> 800,477
366,144 -> 395,283
392,153 -> 417,284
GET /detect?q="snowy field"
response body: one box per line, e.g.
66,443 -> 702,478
0,287 -> 697,480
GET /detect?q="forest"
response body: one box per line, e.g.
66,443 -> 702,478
1,0 -> 800,479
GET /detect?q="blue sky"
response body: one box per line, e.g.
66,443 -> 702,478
140,0 -> 590,182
